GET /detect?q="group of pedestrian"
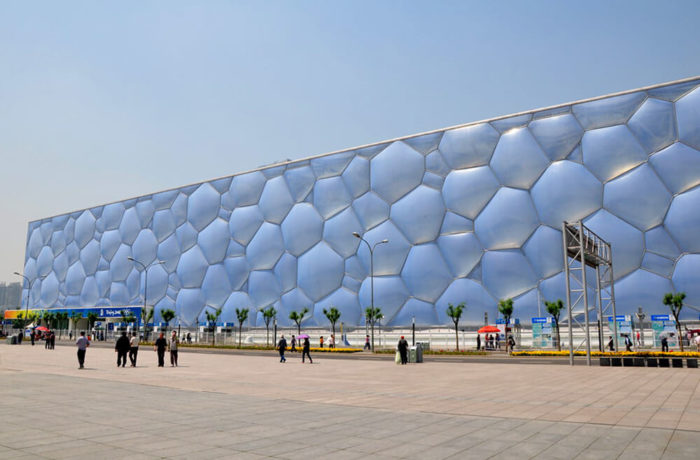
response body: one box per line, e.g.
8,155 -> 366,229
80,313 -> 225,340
77,330 -> 181,369
29,329 -> 56,348
318,335 -> 335,348
476,333 -> 500,350
277,335 -> 312,363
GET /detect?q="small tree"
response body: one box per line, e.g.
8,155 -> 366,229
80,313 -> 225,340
365,306 -> 383,352
141,307 -> 154,340
160,309 -> 176,333
55,312 -> 68,338
446,302 -> 465,351
236,308 -> 249,348
663,292 -> 686,351
289,308 -> 309,335
12,311 -> 30,332
43,311 -> 56,330
204,307 -> 223,346
323,307 -> 341,344
262,306 -> 277,346
70,310 -> 83,334
86,312 -> 99,337
120,310 -> 137,331
498,298 -> 514,354
544,299 -> 564,351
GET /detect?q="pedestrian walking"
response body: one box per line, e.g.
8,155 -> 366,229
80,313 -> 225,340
291,335 -> 297,352
495,333 -> 500,350
30,330 -> 35,346
50,331 -> 55,349
45,331 -> 50,349
661,335 -> 669,352
278,335 -> 287,363
115,331 -> 130,367
476,333 -> 481,351
154,332 -> 167,367
636,331 -> 641,347
329,334 -> 335,349
186,332 -> 192,344
69,331 -> 73,341
508,335 -> 516,353
169,331 -> 179,367
624,334 -> 633,352
397,335 -> 409,365
301,337 -> 313,364
319,336 -> 324,348
76,331 -> 89,369
129,332 -> 140,367
607,336 -> 615,352
364,334 -> 371,350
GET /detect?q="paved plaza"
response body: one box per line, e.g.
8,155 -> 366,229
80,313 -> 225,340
1,344 -> 699,459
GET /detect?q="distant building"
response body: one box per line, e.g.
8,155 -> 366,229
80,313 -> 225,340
19,77 -> 700,326
0,282 -> 22,309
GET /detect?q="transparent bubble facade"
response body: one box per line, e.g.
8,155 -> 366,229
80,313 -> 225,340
23,78 -> 700,326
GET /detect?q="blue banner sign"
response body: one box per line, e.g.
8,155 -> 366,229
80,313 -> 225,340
607,315 -> 629,321
531,317 -> 551,324
651,315 -> 670,321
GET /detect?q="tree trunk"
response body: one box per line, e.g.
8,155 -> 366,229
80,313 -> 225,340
676,322 -> 684,352
331,323 -> 336,345
454,322 -> 459,351
555,319 -> 561,351
266,325 -> 270,347
239,325 -> 242,348
371,323 -> 375,352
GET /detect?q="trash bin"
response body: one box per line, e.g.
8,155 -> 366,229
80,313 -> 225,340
409,346 -> 417,363
415,343 -> 423,363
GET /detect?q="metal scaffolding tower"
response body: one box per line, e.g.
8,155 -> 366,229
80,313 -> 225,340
562,221 -> 617,366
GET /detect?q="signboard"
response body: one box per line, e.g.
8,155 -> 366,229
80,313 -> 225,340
4,306 -> 142,320
496,318 -> 519,340
532,317 -> 554,348
651,314 -> 679,349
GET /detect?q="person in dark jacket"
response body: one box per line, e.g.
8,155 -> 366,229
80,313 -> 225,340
291,335 -> 297,352
476,334 -> 481,351
661,335 -> 669,352
154,332 -> 167,367
607,336 -> 615,352
115,331 -> 131,367
397,336 -> 409,365
278,335 -> 287,363
301,337 -> 312,364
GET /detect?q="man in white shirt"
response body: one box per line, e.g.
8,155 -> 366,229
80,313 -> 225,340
129,332 -> 140,367
75,332 -> 89,369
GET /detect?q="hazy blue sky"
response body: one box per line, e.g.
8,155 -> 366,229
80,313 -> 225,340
2,1 -> 700,281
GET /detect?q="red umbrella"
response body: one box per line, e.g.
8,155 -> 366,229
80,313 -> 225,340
477,325 -> 500,334
35,326 -> 49,332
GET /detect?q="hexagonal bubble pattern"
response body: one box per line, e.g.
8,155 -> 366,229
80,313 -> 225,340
390,298 -> 437,326
174,289 -> 203,326
313,287 -> 361,326
437,232 -> 481,278
523,226 -> 564,279
511,289 -> 540,321
228,171 -> 266,208
475,188 -> 538,250
401,244 -> 452,302
442,166 -> 500,220
258,176 -> 294,224
490,127 -> 549,189
311,151 -> 353,179
664,186 -> 700,252
603,164 -> 671,231
22,77 -> 700,327
284,165 -> 315,202
672,254 -> 700,312
649,143 -> 700,195
531,161 -> 602,228
582,125 -> 647,182
197,218 -> 229,265
297,242 -> 344,302
341,156 -> 369,198
313,176 -> 351,219
615,269 -> 673,316
219,291 -> 252,324
323,208 -> 362,258
644,226 -> 680,259
627,98 -> 676,153
482,250 -> 537,300
572,92 -> 645,130
584,210 -> 644,279
200,264 -> 232,308
676,86 -> 700,150
246,222 -> 284,270
278,288 -> 312,326
358,276 -> 409,322
370,141 -> 424,204
641,252 -> 674,278
435,278 -> 497,326
439,123 -> 500,169
529,114 -> 583,161
352,192 -> 390,231
391,186 -> 445,244
357,221 -> 411,276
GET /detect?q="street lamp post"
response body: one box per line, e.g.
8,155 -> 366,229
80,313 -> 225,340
128,258 -> 165,340
13,272 -> 44,337
636,307 -> 646,348
353,232 -> 388,352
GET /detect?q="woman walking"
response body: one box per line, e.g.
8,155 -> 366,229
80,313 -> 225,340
301,337 -> 313,364
169,330 -> 179,367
